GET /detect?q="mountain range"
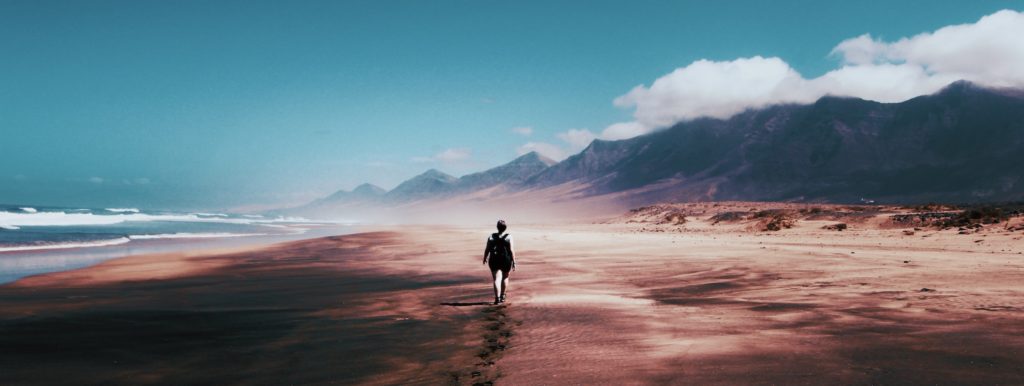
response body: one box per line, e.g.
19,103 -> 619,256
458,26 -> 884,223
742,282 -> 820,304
292,81 -> 1024,218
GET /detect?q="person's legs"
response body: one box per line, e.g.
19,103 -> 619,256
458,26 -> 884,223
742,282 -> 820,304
491,269 -> 503,304
500,272 -> 509,301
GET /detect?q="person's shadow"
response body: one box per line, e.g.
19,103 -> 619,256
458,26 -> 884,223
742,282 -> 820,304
440,301 -> 493,307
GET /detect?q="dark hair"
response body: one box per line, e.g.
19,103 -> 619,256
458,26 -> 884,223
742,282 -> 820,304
496,219 -> 507,233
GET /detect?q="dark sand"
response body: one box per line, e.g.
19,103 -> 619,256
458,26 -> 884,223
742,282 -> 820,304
3,219 -> 1024,385
0,231 -> 503,385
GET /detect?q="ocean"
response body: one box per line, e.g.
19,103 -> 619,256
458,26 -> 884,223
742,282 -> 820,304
0,205 -> 350,284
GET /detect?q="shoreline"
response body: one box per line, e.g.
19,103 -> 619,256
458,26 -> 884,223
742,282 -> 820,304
0,224 -> 355,285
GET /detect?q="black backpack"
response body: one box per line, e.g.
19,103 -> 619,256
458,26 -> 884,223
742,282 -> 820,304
491,233 -> 510,261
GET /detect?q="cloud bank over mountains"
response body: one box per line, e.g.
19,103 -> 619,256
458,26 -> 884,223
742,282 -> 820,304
516,128 -> 596,161
522,9 -> 1024,161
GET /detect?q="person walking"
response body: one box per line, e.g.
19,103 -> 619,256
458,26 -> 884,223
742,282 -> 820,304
483,219 -> 516,305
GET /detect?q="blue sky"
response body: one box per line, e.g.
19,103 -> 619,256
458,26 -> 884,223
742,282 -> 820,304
1,0 -> 1020,210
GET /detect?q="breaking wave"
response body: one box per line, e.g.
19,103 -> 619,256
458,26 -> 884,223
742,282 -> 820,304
105,208 -> 140,213
0,210 -> 312,228
0,232 -> 271,252
0,237 -> 132,252
128,232 -> 266,240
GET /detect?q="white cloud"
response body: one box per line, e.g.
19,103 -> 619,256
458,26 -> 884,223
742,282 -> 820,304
833,10 -> 1024,88
614,56 -> 816,126
510,126 -> 533,136
435,148 -> 471,162
513,10 -> 1024,162
516,128 -> 599,161
556,128 -> 597,149
830,34 -> 890,65
814,63 -> 956,103
516,141 -> 569,161
413,148 -> 472,163
606,9 -> 1024,140
599,121 -> 650,140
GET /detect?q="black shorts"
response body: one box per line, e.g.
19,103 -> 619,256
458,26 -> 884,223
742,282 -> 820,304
489,258 -> 512,275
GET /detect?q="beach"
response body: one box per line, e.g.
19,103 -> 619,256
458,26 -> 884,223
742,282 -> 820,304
2,210 -> 1024,385
7,2 -> 1024,384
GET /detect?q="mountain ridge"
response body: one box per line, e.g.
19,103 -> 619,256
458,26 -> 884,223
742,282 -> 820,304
294,80 -> 1024,218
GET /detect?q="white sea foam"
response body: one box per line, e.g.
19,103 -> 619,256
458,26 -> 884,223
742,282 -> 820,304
19,207 -> 37,213
128,232 -> 265,240
1,211 -> 196,227
193,213 -> 229,217
0,211 -> 318,228
0,237 -> 131,252
0,224 -> 20,230
105,208 -> 140,213
0,231 -> 277,253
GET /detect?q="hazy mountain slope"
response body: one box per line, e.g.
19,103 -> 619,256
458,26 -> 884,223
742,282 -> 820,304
317,183 -> 386,203
456,151 -> 556,192
384,169 -> 459,202
295,80 -> 1024,219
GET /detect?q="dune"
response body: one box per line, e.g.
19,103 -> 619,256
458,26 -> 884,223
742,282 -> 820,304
2,203 -> 1024,384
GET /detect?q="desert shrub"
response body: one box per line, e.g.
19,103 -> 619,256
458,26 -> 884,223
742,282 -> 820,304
890,212 -> 956,227
661,211 -> 686,225
753,209 -> 790,219
756,210 -> 796,231
799,206 -> 825,215
763,214 -> 795,231
893,204 -> 1023,228
710,211 -> 748,224
629,205 -> 657,214
823,223 -> 847,231
938,207 -> 1007,227
905,203 -> 959,212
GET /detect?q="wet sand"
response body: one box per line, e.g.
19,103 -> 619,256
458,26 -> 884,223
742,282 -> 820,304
2,218 -> 1024,385
0,232 -> 495,385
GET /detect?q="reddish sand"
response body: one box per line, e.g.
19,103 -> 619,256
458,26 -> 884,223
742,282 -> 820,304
3,208 -> 1024,384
